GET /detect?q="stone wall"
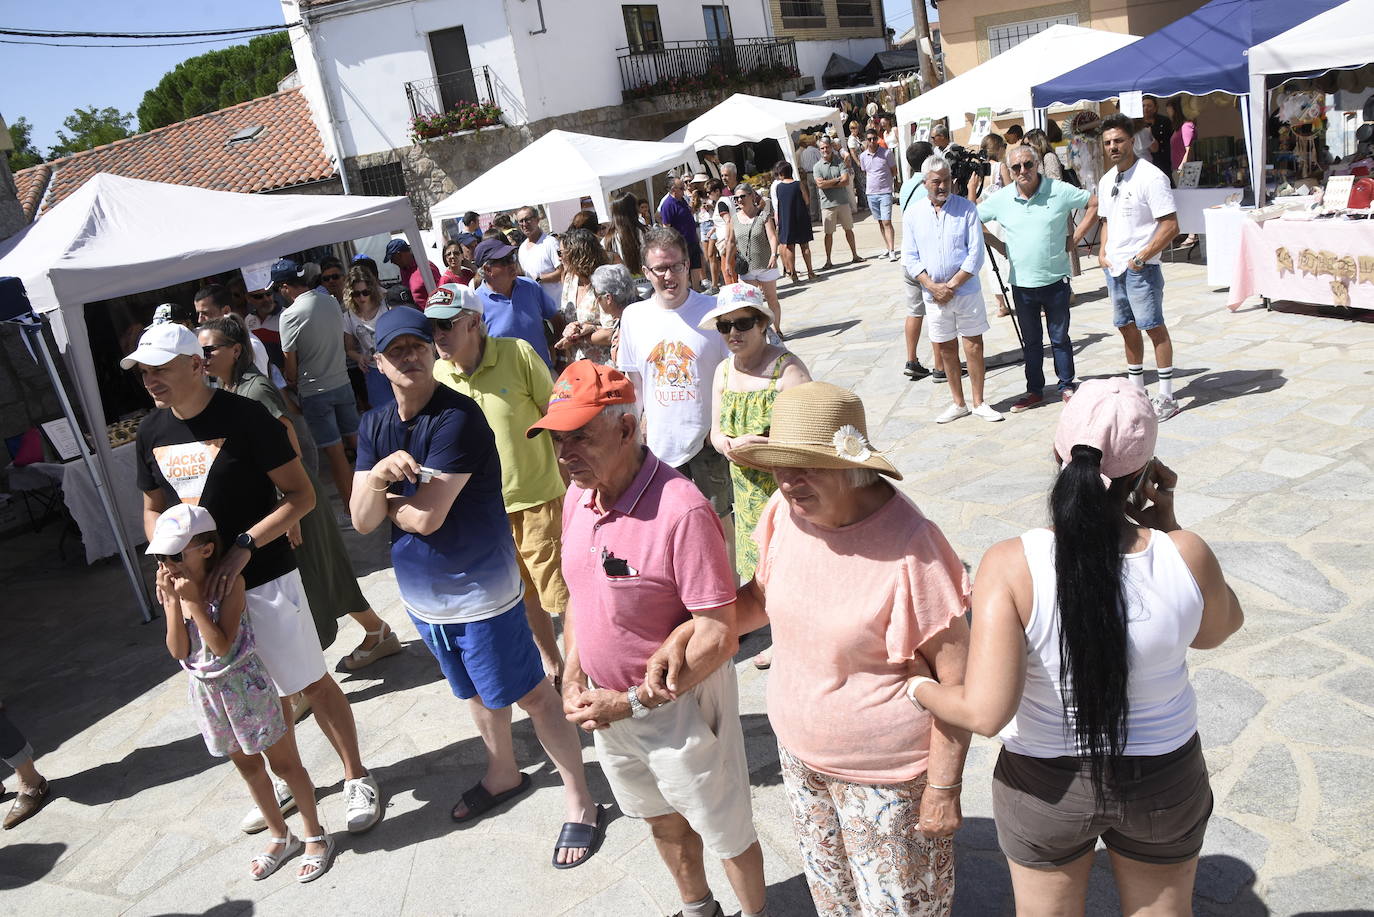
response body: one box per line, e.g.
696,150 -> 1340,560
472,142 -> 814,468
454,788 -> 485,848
349,77 -> 810,228
0,158 -> 28,244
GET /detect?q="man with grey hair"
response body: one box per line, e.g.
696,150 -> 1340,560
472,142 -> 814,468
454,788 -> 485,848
813,134 -> 862,269
902,155 -> 1002,424
716,163 -> 740,280
529,360 -> 768,917
979,142 -> 1098,412
930,123 -> 951,154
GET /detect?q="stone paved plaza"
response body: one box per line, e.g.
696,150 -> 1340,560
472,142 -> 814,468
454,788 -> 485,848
1,215 -> 1372,916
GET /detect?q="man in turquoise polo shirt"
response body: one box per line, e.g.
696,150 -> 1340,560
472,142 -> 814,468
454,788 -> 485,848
978,143 -> 1097,412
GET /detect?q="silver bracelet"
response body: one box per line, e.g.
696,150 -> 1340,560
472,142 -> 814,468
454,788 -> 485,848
927,780 -> 963,791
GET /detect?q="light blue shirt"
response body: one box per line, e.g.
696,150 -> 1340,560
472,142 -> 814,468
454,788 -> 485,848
901,193 -> 984,292
978,177 -> 1093,288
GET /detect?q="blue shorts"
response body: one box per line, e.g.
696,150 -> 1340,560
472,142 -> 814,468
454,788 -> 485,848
1105,264 -> 1166,331
301,382 -> 360,448
868,191 -> 894,221
408,602 -> 545,709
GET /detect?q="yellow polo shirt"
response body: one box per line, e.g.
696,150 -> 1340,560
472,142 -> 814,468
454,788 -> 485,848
434,337 -> 565,513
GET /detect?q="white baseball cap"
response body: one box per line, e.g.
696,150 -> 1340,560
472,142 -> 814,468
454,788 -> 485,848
424,283 -> 484,319
146,503 -> 218,557
119,323 -> 201,370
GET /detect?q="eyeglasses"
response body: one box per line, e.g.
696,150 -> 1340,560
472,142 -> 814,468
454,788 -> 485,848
732,194 -> 752,202
429,317 -> 455,332
154,552 -> 183,564
517,215 -> 540,223
352,289 -> 372,299
645,260 -> 688,278
321,272 -> 343,283
715,316 -> 761,334
1009,162 -> 1035,173
201,345 -> 224,358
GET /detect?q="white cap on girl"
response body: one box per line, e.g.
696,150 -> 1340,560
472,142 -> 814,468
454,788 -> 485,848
147,504 -> 218,556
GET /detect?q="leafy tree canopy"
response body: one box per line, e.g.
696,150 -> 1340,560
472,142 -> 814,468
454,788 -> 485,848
5,116 -> 43,171
137,32 -> 295,132
49,106 -> 134,159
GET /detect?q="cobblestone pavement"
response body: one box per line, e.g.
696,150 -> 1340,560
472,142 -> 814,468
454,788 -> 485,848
1,214 -> 1372,916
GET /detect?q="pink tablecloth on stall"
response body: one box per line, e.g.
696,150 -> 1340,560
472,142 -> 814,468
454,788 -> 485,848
1228,217 -> 1374,311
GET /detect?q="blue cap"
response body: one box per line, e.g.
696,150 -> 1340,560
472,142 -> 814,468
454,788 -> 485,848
269,258 -> 303,288
373,306 -> 433,354
473,238 -> 517,265
455,231 -> 481,248
383,238 -> 411,263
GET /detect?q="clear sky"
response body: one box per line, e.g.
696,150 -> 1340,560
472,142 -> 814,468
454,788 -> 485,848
2,1 -> 936,156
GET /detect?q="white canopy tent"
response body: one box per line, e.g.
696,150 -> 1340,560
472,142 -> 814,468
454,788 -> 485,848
1246,0 -> 1374,205
893,24 -> 1140,177
429,129 -> 694,226
0,173 -> 428,618
664,93 -> 845,174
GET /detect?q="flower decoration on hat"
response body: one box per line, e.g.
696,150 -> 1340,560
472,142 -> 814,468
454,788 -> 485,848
832,424 -> 872,463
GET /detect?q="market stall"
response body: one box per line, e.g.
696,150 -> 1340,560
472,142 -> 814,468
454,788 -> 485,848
894,24 -> 1140,178
429,129 -> 693,226
0,173 -> 427,616
664,92 -> 844,175
1227,214 -> 1374,310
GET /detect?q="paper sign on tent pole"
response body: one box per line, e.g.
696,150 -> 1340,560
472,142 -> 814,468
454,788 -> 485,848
1118,91 -> 1145,118
969,108 -> 993,144
916,118 -> 932,141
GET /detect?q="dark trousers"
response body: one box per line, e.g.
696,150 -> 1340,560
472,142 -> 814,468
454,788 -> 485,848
0,709 -> 33,768
1012,278 -> 1075,394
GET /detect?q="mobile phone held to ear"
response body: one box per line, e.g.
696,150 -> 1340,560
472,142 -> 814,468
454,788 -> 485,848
1128,457 -> 1157,509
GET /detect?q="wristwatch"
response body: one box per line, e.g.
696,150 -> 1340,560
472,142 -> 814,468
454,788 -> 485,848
906,675 -> 936,712
234,532 -> 257,554
627,685 -> 650,719
1130,255 -> 1145,269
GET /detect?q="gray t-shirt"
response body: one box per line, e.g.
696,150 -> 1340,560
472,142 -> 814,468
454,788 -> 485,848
812,155 -> 852,209
280,288 -> 349,397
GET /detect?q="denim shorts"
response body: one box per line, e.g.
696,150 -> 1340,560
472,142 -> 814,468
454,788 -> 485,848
1105,263 -> 1166,330
408,601 -> 546,709
868,191 -> 894,221
301,382 -> 360,448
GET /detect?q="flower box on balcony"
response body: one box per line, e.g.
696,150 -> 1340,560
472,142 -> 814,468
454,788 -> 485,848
410,102 -> 504,144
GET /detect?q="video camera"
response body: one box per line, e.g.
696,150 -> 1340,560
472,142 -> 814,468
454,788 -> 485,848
943,144 -> 990,196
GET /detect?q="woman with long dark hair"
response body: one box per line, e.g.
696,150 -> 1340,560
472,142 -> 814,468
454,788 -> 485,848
607,191 -> 646,276
198,318 -> 403,672
911,378 -> 1243,915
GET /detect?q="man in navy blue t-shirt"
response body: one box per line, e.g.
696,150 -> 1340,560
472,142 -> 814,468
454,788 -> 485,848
350,308 -> 604,866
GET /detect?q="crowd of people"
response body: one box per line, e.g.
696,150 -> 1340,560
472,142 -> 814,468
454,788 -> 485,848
2,107 -> 1247,916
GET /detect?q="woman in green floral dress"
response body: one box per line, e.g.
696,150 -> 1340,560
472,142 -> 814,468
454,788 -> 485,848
704,284 -> 811,666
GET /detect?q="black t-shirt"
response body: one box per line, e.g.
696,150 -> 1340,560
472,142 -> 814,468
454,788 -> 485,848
136,390 -> 298,589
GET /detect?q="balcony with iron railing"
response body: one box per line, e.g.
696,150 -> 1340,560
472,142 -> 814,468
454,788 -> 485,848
404,65 -> 505,142
617,36 -> 800,102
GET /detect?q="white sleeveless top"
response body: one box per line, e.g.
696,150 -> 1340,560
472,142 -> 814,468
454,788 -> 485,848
998,528 -> 1204,758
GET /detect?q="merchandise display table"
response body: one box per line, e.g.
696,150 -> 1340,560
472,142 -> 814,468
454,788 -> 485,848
1227,216 -> 1374,311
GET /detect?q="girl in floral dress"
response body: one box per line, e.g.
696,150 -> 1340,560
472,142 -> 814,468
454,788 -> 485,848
153,504 -> 335,884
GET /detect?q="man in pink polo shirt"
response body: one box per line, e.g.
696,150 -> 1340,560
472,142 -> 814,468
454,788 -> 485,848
383,238 -> 440,309
527,360 -> 768,917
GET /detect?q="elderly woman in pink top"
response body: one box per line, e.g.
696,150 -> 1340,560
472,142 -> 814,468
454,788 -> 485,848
649,381 -> 972,917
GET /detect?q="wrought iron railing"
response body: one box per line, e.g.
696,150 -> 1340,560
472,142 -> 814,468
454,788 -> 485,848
405,65 -> 498,119
617,37 -> 799,101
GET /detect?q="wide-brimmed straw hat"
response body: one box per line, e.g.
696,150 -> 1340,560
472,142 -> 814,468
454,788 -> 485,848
733,381 -> 902,480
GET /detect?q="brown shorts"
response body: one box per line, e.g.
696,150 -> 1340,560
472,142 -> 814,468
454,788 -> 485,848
508,498 -> 570,616
822,203 -> 854,233
992,733 -> 1213,868
675,441 -> 733,517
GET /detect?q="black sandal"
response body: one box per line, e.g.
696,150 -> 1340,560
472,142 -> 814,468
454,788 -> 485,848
451,772 -> 533,823
551,804 -> 606,869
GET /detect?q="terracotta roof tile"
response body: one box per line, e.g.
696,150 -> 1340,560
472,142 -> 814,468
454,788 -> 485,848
30,88 -> 337,216
14,163 -> 51,220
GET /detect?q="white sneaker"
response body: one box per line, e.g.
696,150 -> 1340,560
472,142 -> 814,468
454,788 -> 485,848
972,403 -> 1004,422
1152,394 -> 1180,422
344,774 -> 382,833
241,778 -> 297,834
936,403 -> 971,424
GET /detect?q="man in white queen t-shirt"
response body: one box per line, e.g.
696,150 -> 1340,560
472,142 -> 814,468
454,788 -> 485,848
1097,113 -> 1181,422
616,226 -> 732,520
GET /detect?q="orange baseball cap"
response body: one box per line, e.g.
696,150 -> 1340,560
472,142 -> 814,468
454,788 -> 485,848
526,359 -> 636,437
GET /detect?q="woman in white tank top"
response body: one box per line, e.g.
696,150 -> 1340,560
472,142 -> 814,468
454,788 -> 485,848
911,378 -> 1244,916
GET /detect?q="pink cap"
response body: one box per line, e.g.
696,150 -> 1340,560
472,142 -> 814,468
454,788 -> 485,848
1053,378 -> 1157,480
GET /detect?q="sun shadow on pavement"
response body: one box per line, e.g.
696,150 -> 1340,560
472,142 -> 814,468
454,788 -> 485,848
145,900 -> 255,917
0,842 -> 66,890
785,319 -> 861,342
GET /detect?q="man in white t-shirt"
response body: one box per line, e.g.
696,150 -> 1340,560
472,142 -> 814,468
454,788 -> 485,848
516,205 -> 565,303
616,226 -> 732,519
1097,113 -> 1181,422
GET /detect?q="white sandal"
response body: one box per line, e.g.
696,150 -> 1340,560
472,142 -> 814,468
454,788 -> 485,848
296,833 -> 336,883
343,625 -> 403,671
248,833 -> 301,881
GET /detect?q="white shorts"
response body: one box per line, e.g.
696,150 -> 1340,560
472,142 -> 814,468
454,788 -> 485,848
925,286 -> 990,344
246,568 -> 328,697
593,662 -> 757,859
743,267 -> 781,284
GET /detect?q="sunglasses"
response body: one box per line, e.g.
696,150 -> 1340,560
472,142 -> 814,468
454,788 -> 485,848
154,551 -> 183,564
716,316 -> 761,334
352,289 -> 373,298
322,272 -> 343,283
1112,171 -> 1126,198
201,344 -> 224,358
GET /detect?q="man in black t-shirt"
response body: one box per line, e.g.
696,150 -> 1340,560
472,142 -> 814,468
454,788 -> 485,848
125,324 -> 384,837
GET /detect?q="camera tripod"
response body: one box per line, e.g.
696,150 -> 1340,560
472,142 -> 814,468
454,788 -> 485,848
983,237 -> 1026,370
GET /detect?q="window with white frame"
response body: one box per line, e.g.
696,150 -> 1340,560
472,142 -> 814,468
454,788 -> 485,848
987,13 -> 1078,57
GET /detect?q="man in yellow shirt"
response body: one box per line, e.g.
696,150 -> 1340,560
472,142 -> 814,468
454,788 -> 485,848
426,284 -> 570,683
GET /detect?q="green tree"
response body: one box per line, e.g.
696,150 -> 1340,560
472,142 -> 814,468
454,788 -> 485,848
137,32 -> 296,132
48,106 -> 134,159
5,116 -> 44,170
